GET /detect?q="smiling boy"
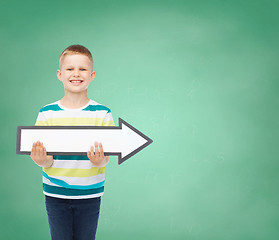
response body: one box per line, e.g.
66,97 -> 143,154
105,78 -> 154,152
30,45 -> 114,240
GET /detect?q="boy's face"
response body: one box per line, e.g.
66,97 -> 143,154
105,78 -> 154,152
57,54 -> 95,93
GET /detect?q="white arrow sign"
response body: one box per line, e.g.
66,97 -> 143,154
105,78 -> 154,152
16,118 -> 153,164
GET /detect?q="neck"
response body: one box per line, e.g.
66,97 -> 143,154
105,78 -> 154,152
60,90 -> 90,109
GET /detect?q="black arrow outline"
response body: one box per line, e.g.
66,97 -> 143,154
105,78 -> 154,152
16,118 -> 153,165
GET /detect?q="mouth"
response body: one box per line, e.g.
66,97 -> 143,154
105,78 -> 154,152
70,80 -> 83,85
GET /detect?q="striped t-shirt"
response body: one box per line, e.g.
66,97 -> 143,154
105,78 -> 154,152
35,99 -> 115,199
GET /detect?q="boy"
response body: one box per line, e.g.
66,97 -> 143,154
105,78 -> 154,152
30,44 -> 114,240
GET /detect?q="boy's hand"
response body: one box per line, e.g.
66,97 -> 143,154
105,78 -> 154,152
30,141 -> 53,168
87,142 -> 109,167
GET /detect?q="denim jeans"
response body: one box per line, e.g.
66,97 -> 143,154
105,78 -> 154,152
45,195 -> 101,240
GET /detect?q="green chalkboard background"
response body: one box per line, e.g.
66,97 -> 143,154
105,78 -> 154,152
1,0 -> 278,239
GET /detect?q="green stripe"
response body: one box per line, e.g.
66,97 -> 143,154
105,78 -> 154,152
43,183 -> 104,196
40,104 -> 63,112
54,155 -> 89,160
39,104 -> 111,113
83,105 -> 111,112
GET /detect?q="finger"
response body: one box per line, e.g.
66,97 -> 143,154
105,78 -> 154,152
31,142 -> 36,154
99,143 -> 104,159
35,143 -> 41,150
38,144 -> 43,155
35,141 -> 40,150
38,143 -> 44,155
94,142 -> 100,158
90,146 -> 95,158
32,142 -> 38,157
87,151 -> 91,159
43,146 -> 46,156
39,146 -> 44,156
31,144 -> 35,158
35,145 -> 41,155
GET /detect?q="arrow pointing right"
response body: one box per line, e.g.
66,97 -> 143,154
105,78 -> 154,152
17,118 -> 153,165
115,118 -> 153,164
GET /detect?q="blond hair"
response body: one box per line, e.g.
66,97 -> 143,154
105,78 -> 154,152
59,44 -> 93,70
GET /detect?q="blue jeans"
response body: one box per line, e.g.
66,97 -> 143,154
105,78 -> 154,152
45,195 -> 101,240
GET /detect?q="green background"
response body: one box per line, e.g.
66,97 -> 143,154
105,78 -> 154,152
1,0 -> 278,239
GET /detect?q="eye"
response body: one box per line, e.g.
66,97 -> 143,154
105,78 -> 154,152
67,68 -> 73,71
80,68 -> 87,71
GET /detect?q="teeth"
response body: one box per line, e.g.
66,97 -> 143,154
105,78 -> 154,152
70,80 -> 82,83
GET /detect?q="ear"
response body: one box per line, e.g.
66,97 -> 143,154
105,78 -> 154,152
90,71 -> 96,82
57,69 -> 62,82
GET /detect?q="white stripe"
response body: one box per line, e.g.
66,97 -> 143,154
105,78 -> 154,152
43,191 -> 103,199
43,173 -> 105,186
42,109 -> 108,119
43,176 -> 61,187
42,100 -> 102,109
89,100 -> 100,105
36,112 -> 47,121
51,160 -> 94,169
103,112 -> 114,122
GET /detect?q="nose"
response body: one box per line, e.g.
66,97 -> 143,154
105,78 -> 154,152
73,69 -> 80,77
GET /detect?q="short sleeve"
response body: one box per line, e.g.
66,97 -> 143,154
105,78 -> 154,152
35,110 -> 48,126
102,110 -> 115,127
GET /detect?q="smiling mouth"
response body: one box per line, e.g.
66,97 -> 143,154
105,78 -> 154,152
70,80 -> 83,83
69,80 -> 84,86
